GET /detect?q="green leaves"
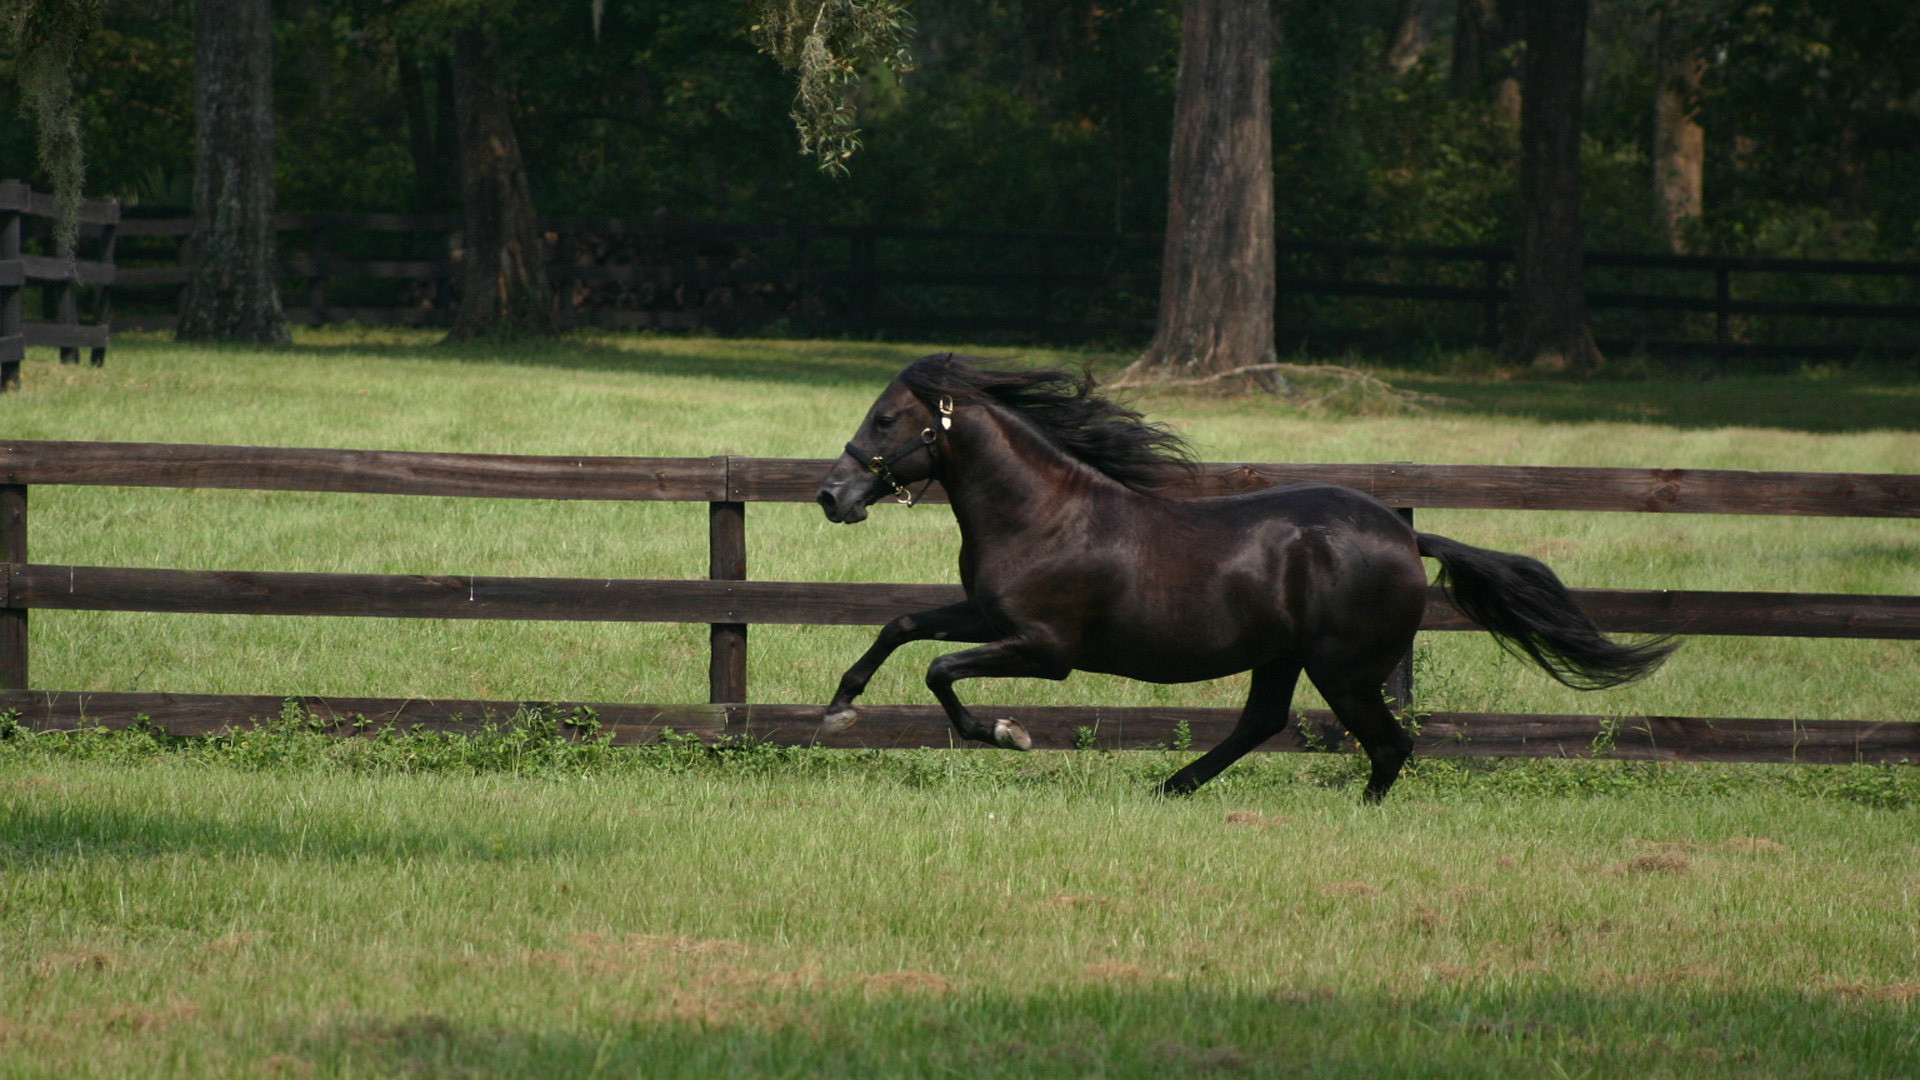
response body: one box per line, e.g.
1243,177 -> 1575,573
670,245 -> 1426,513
747,0 -> 914,174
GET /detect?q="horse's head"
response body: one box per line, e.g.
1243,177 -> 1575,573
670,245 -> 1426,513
817,377 -> 948,524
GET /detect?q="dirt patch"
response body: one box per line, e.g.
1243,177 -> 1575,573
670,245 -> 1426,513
862,970 -> 952,995
1150,1041 -> 1250,1073
35,950 -> 117,976
1720,837 -> 1787,854
530,931 -> 749,973
255,1054 -> 316,1078
1614,852 -> 1691,875
1819,979 -> 1920,1002
0,1019 -> 64,1046
93,999 -> 202,1033
1406,904 -> 1451,932
1320,881 -> 1379,898
1598,965 -> 1728,989
583,932 -> 747,957
1225,811 -> 1287,829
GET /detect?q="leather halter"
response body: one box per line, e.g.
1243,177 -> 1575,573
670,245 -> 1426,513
846,396 -> 953,506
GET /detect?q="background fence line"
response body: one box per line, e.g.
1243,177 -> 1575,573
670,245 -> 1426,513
2,440 -> 1915,763
0,181 -> 119,391
99,211 -> 1920,360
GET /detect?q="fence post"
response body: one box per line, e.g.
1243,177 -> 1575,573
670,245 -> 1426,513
1,484 -> 24,690
708,499 -> 748,704
1,200 -> 19,391
1481,253 -> 1502,348
56,267 -> 79,364
850,230 -> 876,334
1386,506 -> 1415,716
91,212 -> 116,366
1714,264 -> 1731,357
309,226 -> 328,326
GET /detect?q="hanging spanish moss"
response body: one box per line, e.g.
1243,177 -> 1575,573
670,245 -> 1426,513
3,0 -> 99,256
748,0 -> 912,174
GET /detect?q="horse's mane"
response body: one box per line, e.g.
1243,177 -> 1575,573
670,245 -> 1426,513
898,353 -> 1194,493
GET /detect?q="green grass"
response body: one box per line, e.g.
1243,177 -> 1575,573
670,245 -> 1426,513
3,334 -> 1918,1077
4,330 -> 1916,722
2,736 -> 1917,1079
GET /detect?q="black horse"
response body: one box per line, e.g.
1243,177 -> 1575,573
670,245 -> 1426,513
815,355 -> 1674,802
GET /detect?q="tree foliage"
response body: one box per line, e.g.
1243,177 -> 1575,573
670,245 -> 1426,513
0,0 -> 1912,270
747,0 -> 914,173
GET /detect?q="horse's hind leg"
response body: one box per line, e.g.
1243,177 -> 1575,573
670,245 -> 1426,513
1310,664 -> 1415,804
1159,661 -> 1301,796
924,639 -> 1069,750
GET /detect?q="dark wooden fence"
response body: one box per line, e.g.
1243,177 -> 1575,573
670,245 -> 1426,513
0,182 -> 119,391
2,439 -> 1917,763
109,212 -> 1920,360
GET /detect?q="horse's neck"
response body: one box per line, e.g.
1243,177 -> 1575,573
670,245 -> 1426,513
941,406 -> 1109,536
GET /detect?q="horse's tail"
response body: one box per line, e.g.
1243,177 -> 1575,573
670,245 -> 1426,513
1416,533 -> 1677,690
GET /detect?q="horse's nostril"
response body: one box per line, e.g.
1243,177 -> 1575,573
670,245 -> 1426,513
816,490 -> 837,517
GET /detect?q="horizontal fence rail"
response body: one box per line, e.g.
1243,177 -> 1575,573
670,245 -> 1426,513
9,441 -> 1920,517
101,212 -> 1920,359
5,566 -> 1916,640
0,439 -> 1914,764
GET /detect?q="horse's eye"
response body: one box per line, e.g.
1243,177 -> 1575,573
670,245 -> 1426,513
874,415 -> 896,429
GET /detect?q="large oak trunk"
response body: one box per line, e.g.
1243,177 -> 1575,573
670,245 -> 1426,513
1386,0 -> 1438,76
176,0 -> 289,344
1127,0 -> 1273,380
1652,13 -> 1704,254
1451,0 -> 1520,122
448,27 -> 554,340
1504,0 -> 1602,374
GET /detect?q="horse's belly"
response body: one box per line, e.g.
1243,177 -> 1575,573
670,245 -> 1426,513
1072,627 -> 1275,684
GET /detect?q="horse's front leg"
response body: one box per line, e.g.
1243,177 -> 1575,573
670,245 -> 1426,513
925,638 -> 1070,751
823,602 -> 1000,734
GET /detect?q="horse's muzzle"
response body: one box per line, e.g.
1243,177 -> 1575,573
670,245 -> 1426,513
816,464 -> 874,524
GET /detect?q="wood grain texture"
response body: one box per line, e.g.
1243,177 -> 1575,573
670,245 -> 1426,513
730,456 -> 1920,517
8,565 -> 1916,638
6,691 -> 1913,764
0,441 -> 727,501
6,442 -> 1914,517
6,565 -> 962,625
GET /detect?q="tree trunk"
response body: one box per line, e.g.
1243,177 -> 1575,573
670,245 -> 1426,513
1651,13 -> 1703,254
1126,0 -> 1273,381
1451,0 -> 1520,123
176,0 -> 288,344
1386,0 -> 1437,76
1504,0 -> 1601,374
447,27 -> 554,340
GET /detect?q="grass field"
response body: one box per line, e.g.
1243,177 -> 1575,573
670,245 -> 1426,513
4,331 -> 1918,722
2,333 -> 1918,1078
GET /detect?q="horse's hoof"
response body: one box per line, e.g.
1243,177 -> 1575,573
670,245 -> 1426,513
820,707 -> 859,735
992,717 -> 1032,751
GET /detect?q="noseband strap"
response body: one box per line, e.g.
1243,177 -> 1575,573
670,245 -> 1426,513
846,428 -> 936,506
847,396 -> 953,507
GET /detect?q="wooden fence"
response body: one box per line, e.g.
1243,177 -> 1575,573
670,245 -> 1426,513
2,439 -> 1917,764
0,182 -> 118,391
108,213 -> 1920,360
